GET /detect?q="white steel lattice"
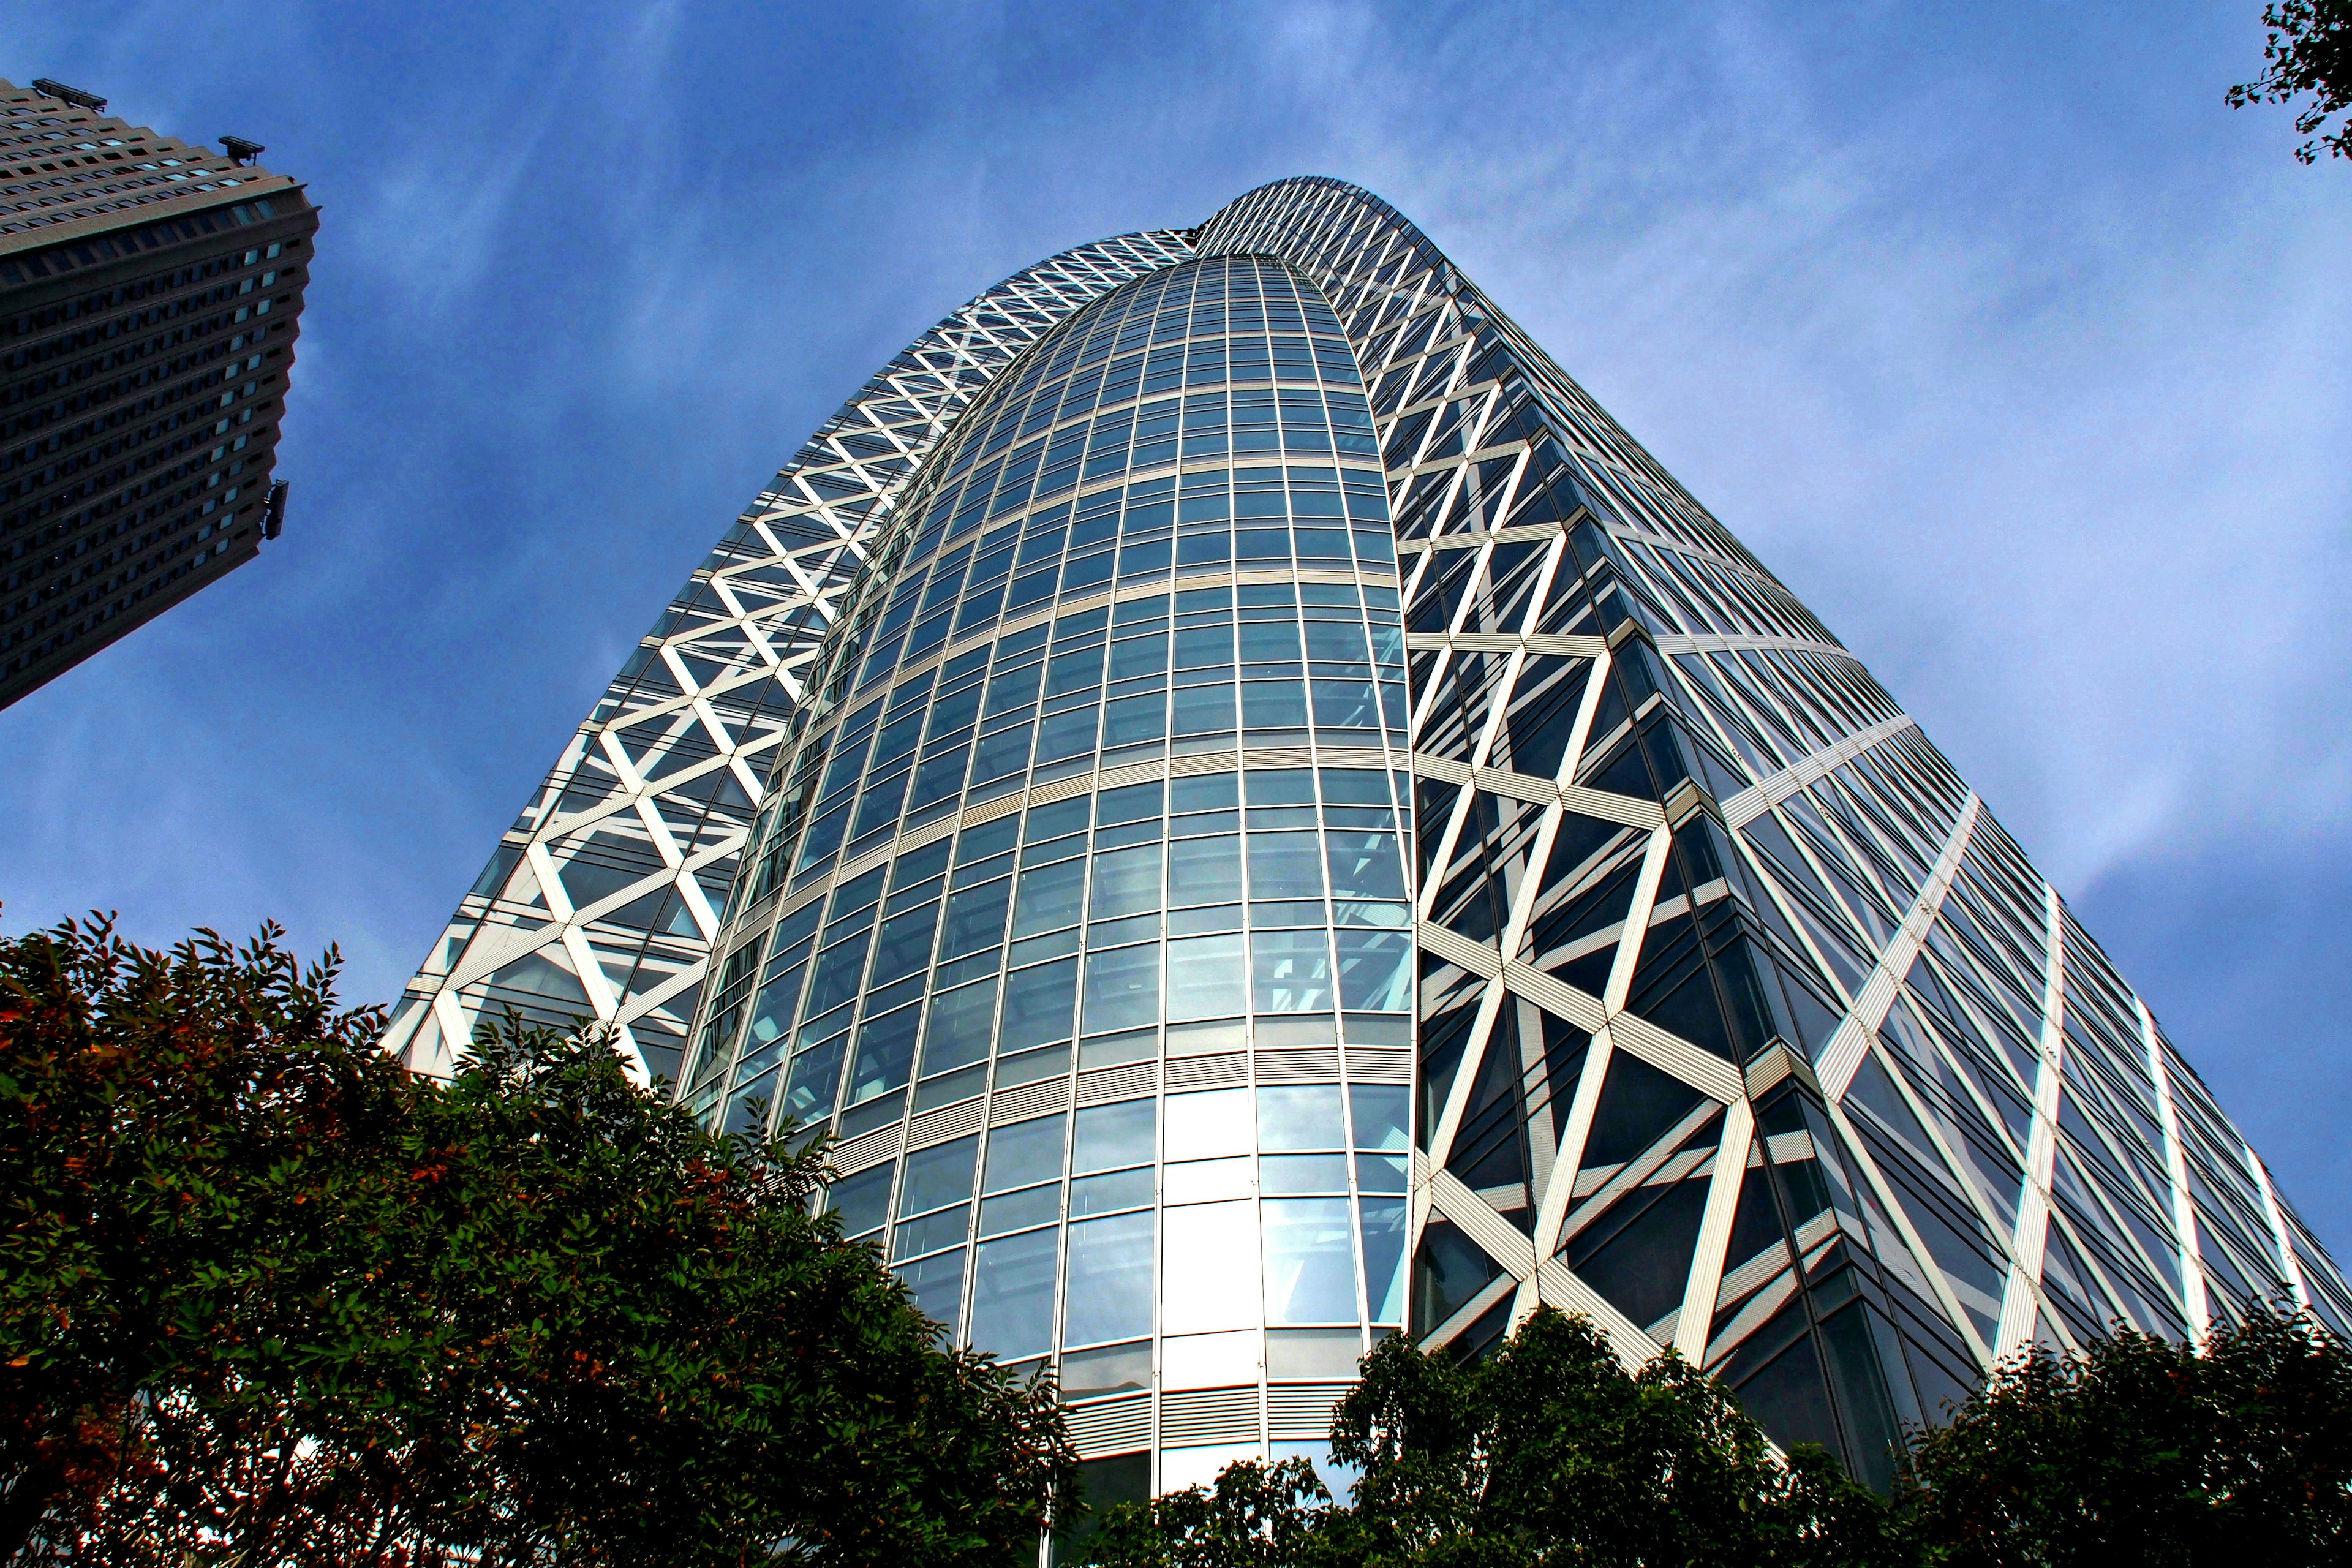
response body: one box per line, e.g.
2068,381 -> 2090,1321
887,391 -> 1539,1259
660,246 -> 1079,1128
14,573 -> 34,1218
380,230 -> 1196,1082
1196,178 -> 2350,1483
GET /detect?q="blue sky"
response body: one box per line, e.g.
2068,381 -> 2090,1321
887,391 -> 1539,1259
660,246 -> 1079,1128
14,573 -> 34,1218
4,1 -> 2346,1254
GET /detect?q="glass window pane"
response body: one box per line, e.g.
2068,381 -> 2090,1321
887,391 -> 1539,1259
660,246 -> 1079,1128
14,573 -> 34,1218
1305,620 -> 1372,665
1267,1328 -> 1364,1381
1252,929 -> 1333,1013
892,1204 -> 970,1261
920,975 -> 998,1076
1174,625 -> 1232,668
1097,778 -> 1164,825
744,966 -> 807,1052
1325,831 -> 1406,901
1319,768 -> 1389,806
958,812 -> 1021,865
1350,1085 -> 1410,1150
970,1228 -> 1060,1360
980,1184 -> 1061,1235
970,722 -> 1033,783
898,1248 -> 967,1338
1264,1197 -> 1358,1324
1035,704 -> 1099,764
849,1003 -> 921,1102
782,1034 -> 846,1125
804,932 -> 873,1018
1246,769 -> 1313,805
1258,1084 -> 1346,1150
1360,1197 -> 1408,1323
940,876 -> 1012,958
1165,1199 -> 1260,1333
1243,679 -> 1309,729
1167,835 -> 1242,903
1248,831 -> 1325,899
1335,926 -> 1412,1011
1166,1156 -> 1254,1204
1074,1098 -> 1157,1173
870,902 -> 941,983
1063,1211 -> 1156,1345
1084,943 -> 1162,1033
1166,1087 -> 1253,1160
1090,843 -> 1164,919
1061,1340 -> 1153,1399
723,1069 -> 776,1135
1172,682 -> 1235,735
1026,796 -> 1090,843
1355,1153 -> 1409,1193
1167,933 -> 1248,1021
899,1134 -> 979,1216
1169,772 -> 1239,812
1000,956 -> 1078,1046
826,1160 -> 894,1238
1104,691 -> 1168,747
1013,859 -> 1085,935
985,1114 -> 1067,1193
1071,1167 -> 1155,1216
1240,619 -> 1303,662
1262,1153 -> 1354,1193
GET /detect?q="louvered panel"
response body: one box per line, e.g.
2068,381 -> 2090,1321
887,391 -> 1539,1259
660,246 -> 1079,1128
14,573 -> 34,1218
832,1122 -> 902,1174
1165,1052 -> 1248,1090
1066,1393 -> 1153,1458
1169,748 -> 1243,777
1344,1047 -> 1412,1083
1159,1386 -> 1262,1447
991,1076 -> 1074,1125
1266,1382 -> 1351,1438
1255,1047 -> 1341,1084
906,1097 -> 986,1150
1077,1060 -> 1160,1105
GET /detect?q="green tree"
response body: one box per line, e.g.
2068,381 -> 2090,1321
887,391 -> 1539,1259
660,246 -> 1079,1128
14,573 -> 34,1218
0,914 -> 1072,1565
2228,1 -> 2352,163
1087,1306 -> 1905,1567
1087,1458 -> 1335,1568
1898,1305 -> 2352,1567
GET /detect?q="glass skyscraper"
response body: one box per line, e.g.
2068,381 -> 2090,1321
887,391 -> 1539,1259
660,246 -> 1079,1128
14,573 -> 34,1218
386,179 -> 2351,1501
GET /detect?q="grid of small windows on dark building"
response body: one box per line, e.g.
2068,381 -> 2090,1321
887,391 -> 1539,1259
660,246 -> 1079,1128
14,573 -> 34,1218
0,77 -> 317,710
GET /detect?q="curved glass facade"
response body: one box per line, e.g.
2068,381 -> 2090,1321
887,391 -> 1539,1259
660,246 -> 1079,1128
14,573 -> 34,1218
401,175 -> 2350,1509
693,254 -> 1419,1490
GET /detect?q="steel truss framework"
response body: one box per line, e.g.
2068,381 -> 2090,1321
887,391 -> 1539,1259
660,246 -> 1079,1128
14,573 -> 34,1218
1196,178 -> 2349,1483
388,178 -> 2348,1487
382,230 -> 1193,1083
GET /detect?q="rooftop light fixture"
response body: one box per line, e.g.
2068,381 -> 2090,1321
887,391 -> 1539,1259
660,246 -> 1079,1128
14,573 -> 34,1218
31,78 -> 107,111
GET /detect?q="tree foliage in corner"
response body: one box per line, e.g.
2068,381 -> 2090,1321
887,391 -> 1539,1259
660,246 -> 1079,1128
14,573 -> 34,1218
2228,0 -> 2352,162
1899,1307 -> 2352,1566
1089,1303 -> 2351,1567
0,914 -> 1071,1566
1088,1307 -> 1905,1568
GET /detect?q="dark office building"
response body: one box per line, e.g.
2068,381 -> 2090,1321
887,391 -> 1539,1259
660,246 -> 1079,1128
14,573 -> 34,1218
0,76 -> 316,710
